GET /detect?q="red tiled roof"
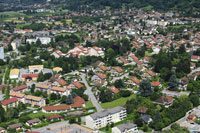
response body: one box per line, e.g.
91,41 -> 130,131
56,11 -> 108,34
22,74 -> 39,78
146,70 -> 156,77
138,107 -> 148,113
71,96 -> 85,108
108,86 -> 119,94
191,55 -> 200,60
43,105 -> 70,111
98,66 -> 108,71
151,81 -> 160,87
57,79 -> 67,86
120,57 -> 128,64
131,77 -> 141,84
46,115 -> 62,120
12,85 -> 27,91
114,67 -> 123,73
73,81 -> 83,89
130,55 -> 141,65
96,73 -> 106,79
155,95 -> 174,104
1,97 -> 18,105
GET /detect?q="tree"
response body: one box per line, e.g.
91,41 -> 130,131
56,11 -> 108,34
99,88 -> 113,103
5,86 -> 10,99
37,71 -> 45,82
0,104 -> 6,122
50,93 -> 57,100
66,95 -> 74,105
114,79 -> 124,88
139,80 -> 153,97
168,75 -> 179,91
1,87 -> 5,94
189,93 -> 199,107
178,44 -> 186,54
31,84 -> 35,94
119,90 -> 131,97
36,39 -> 42,45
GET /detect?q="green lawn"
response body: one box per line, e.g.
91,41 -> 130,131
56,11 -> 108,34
101,94 -> 136,109
85,100 -> 94,108
28,112 -> 57,119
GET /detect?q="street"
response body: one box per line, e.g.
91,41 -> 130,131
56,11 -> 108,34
80,73 -> 103,112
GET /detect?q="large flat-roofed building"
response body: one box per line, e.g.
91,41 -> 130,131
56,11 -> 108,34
28,65 -> 43,73
9,69 -> 20,79
85,106 -> 126,129
112,122 -> 138,133
0,47 -> 4,59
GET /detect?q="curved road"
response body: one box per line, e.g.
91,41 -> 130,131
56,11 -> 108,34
80,74 -> 103,112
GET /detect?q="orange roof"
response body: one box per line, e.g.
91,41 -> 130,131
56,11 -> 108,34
43,105 -> 70,111
98,66 -> 108,71
108,86 -> 119,94
114,67 -> 123,73
146,70 -> 156,77
130,55 -> 141,65
152,81 -> 160,87
51,86 -> 68,92
71,96 -> 85,108
57,79 -> 67,86
131,77 -> 141,84
120,57 -> 128,64
96,73 -> 106,79
72,81 -> 83,89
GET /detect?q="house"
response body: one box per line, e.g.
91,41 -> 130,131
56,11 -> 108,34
51,50 -> 65,58
130,77 -> 141,87
187,114 -> 196,123
111,67 -> 123,76
1,97 -> 18,111
95,65 -> 108,73
96,73 -> 107,80
11,85 -> 28,93
35,83 -> 50,93
53,67 -> 63,72
56,79 -> 67,86
50,86 -> 70,96
138,107 -> 148,114
72,81 -> 83,89
85,106 -> 126,129
11,39 -> 21,50
9,69 -> 20,79
108,86 -> 119,94
46,115 -> 62,121
117,57 -> 129,65
93,61 -> 104,68
191,55 -> 200,62
141,114 -> 152,124
42,105 -> 70,113
129,55 -> 142,65
0,127 -> 6,133
71,96 -> 85,109
145,70 -> 156,78
155,94 -> 174,107
151,81 -> 161,88
28,65 -> 43,74
25,95 -> 46,107
26,118 -> 41,126
143,56 -> 150,64
21,73 -> 39,82
8,123 -> 23,131
10,92 -> 25,103
112,122 -> 138,133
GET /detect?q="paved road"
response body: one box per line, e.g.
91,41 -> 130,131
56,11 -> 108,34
80,74 -> 103,112
111,72 -> 129,83
187,67 -> 200,76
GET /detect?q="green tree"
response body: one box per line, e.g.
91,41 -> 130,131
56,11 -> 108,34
37,71 -> 45,82
168,75 -> 179,91
5,86 -> 10,99
139,80 -> 153,97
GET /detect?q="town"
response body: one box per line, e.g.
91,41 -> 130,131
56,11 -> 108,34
0,0 -> 200,133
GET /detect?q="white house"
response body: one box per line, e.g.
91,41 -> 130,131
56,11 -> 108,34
112,122 -> 138,133
85,106 -> 126,129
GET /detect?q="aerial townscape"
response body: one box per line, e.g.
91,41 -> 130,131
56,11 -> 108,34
0,0 -> 200,133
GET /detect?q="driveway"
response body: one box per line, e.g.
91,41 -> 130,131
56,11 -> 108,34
80,74 -> 103,112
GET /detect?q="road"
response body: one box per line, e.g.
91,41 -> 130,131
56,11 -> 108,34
111,72 -> 129,83
187,67 -> 200,76
80,73 -> 103,112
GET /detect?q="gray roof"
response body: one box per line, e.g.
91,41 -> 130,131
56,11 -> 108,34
90,106 -> 125,120
141,114 -> 152,123
116,122 -> 137,132
8,123 -> 22,129
27,118 -> 41,124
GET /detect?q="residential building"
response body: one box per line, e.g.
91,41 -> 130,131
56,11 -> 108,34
108,86 -> 119,94
28,65 -> 44,73
155,94 -> 174,107
9,92 -> 25,103
8,123 -> 23,131
1,97 -> 18,111
25,95 -> 46,107
9,69 -> 20,79
141,114 -> 152,124
11,39 -> 21,50
112,122 -> 138,133
71,81 -> 83,89
42,105 -> 71,113
26,118 -> 41,126
21,73 -> 39,82
50,86 -> 70,96
35,83 -> 50,93
53,67 -> 63,72
71,96 -> 86,109
0,127 -> 6,133
11,85 -> 28,93
46,115 -> 62,121
85,106 -> 126,129
0,47 -> 4,59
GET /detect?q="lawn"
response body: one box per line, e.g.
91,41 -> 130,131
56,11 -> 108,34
27,111 -> 57,119
101,94 -> 136,109
85,100 -> 94,108
0,11 -> 26,22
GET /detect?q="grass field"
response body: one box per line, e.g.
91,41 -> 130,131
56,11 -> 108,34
0,11 -> 26,23
28,112 -> 57,119
101,94 -> 136,109
85,100 -> 94,108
